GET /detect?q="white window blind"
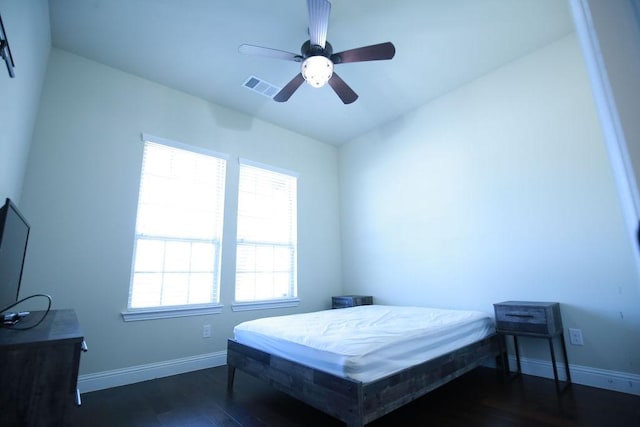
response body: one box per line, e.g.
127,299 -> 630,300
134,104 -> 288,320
235,160 -> 297,302
128,138 -> 227,309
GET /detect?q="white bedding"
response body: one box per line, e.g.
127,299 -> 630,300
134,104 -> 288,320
233,305 -> 495,382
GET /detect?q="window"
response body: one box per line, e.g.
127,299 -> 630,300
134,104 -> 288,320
235,160 -> 298,304
126,135 -> 227,317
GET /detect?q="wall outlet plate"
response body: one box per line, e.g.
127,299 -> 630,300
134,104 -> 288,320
202,324 -> 211,338
568,328 -> 584,346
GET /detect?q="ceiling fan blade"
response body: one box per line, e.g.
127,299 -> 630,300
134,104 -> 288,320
239,44 -> 302,62
328,72 -> 358,104
331,42 -> 396,64
274,73 -> 305,102
0,13 -> 15,78
307,0 -> 331,48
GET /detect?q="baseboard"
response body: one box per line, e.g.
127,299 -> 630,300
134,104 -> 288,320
79,351 -> 640,396
77,351 -> 227,393
509,355 -> 640,396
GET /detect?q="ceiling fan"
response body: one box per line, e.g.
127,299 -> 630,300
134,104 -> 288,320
239,0 -> 395,104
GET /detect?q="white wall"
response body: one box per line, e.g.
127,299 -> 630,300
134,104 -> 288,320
339,34 -> 640,379
19,49 -> 342,376
581,0 -> 640,213
0,0 -> 50,202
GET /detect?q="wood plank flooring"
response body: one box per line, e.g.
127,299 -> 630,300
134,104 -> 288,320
69,366 -> 640,426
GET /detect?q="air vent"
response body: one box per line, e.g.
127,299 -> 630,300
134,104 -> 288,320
243,75 -> 281,99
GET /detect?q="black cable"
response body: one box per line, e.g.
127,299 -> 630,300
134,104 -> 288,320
0,294 -> 53,330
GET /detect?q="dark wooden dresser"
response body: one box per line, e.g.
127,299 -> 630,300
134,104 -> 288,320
0,309 -> 85,426
493,301 -> 570,392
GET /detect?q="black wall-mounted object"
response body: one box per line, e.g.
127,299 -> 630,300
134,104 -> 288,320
0,198 -> 30,313
0,13 -> 15,78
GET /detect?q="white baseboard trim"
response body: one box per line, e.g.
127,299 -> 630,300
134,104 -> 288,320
77,351 -> 227,393
509,355 -> 640,396
79,351 -> 640,396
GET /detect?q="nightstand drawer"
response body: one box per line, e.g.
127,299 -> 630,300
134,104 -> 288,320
494,301 -> 562,336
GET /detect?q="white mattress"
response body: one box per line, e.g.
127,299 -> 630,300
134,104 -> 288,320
233,305 -> 495,383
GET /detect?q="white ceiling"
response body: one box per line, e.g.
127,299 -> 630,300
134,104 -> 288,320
48,0 -> 574,146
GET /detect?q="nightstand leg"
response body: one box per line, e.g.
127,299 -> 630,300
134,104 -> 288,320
549,336 -> 571,393
496,335 -> 510,380
497,334 -> 520,380
548,337 -> 560,387
560,333 -> 572,385
513,335 -> 522,374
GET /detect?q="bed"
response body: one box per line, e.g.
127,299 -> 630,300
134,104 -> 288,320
226,305 -> 503,427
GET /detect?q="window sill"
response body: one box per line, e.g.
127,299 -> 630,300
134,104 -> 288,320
121,304 -> 224,322
231,298 -> 300,312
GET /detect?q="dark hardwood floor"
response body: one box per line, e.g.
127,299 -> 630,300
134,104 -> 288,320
69,366 -> 640,426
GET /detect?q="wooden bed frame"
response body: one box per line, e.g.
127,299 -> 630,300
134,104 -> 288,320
227,334 -> 503,426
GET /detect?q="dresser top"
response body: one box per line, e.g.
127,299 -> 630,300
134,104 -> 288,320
0,309 -> 83,347
333,294 -> 372,298
494,301 -> 559,308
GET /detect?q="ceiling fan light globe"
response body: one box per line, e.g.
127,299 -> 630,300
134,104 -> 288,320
301,55 -> 333,88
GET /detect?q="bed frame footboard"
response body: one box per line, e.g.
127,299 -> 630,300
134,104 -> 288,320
226,334 -> 501,426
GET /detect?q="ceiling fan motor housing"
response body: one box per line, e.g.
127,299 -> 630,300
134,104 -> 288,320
300,40 -> 334,88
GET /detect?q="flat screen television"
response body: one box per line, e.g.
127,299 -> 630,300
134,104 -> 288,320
0,198 -> 30,313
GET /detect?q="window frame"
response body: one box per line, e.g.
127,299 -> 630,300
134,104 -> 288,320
122,134 -> 228,322
232,158 -> 299,310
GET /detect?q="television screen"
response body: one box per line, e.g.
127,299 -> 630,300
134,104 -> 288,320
0,198 -> 30,313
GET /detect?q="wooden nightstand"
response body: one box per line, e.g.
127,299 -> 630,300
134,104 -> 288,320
493,301 -> 571,392
0,310 -> 86,425
332,295 -> 373,309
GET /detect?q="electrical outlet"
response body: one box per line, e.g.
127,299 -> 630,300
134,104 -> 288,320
568,328 -> 584,346
202,324 -> 211,338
